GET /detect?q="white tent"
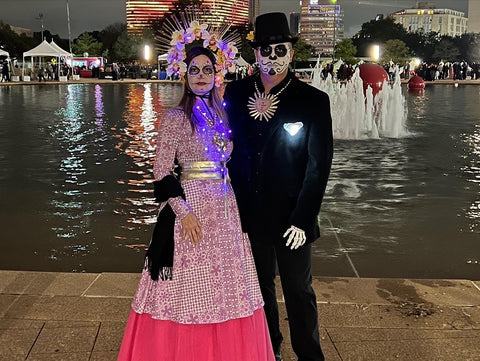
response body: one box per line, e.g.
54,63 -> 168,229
22,40 -> 65,78
158,53 -> 168,61
0,49 -> 9,57
49,40 -> 72,58
237,56 -> 249,67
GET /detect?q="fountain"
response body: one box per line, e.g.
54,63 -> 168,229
311,65 -> 409,139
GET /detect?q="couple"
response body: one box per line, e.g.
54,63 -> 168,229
118,12 -> 333,361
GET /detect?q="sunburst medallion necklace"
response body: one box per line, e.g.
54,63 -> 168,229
247,78 -> 292,122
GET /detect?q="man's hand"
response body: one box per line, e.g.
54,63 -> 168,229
283,225 -> 306,250
181,212 -> 203,244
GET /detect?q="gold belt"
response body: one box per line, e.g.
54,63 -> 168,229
180,161 -> 228,180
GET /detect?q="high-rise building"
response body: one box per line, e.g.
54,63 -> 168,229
468,0 -> 480,33
249,0 -> 260,26
299,0 -> 344,57
126,0 -> 250,35
290,12 -> 301,35
391,3 -> 467,37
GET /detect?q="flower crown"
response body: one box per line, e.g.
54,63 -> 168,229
157,10 -> 240,87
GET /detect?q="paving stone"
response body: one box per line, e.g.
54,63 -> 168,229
29,326 -> 98,354
93,321 -> 126,352
326,327 -> 480,342
333,337 -> 480,361
0,294 -> 20,318
0,271 -> 99,296
83,273 -> 140,298
0,327 -> 40,360
26,352 -> 90,361
43,320 -> 99,329
317,303 -> 480,329
278,302 -> 342,361
0,317 -> 43,329
90,351 -> 119,361
3,295 -> 131,321
314,278 -> 480,306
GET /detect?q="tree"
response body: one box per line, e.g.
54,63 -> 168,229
0,21 -> 37,59
352,18 -> 408,57
98,23 -> 126,63
293,38 -> 317,62
381,39 -> 410,64
432,37 -> 459,63
113,30 -> 139,62
334,38 -> 357,64
72,33 -> 103,56
453,33 -> 480,63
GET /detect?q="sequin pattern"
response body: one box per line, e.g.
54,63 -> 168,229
132,107 -> 264,324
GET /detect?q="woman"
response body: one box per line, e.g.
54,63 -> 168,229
117,46 -> 274,361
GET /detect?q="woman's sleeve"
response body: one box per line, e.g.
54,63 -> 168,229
153,110 -> 192,219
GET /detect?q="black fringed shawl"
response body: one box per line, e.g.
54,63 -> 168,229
145,174 -> 185,281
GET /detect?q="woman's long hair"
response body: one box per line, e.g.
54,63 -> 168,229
176,46 -> 228,133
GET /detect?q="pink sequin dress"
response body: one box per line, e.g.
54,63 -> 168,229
118,106 -> 274,361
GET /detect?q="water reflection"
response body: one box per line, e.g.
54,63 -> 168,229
1,83 -> 479,277
114,83 -> 182,245
462,123 -> 480,232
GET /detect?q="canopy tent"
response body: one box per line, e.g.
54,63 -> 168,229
49,40 -> 72,57
236,56 -> 249,67
22,40 -> 66,78
0,49 -> 9,57
158,53 -> 168,61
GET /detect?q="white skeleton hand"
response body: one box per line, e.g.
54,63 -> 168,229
283,225 -> 306,250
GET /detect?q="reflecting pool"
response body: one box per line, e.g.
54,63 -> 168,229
0,83 -> 479,279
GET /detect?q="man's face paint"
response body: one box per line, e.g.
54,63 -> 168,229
255,42 -> 292,76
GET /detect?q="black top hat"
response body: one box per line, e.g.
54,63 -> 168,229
249,12 -> 298,48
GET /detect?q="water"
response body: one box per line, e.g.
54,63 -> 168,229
0,82 -> 479,279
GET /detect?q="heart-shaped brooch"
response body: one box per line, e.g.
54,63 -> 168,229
283,122 -> 303,136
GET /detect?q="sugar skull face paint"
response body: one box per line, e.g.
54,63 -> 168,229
255,42 -> 292,76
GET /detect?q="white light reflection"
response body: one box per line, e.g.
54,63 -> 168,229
462,124 -> 480,232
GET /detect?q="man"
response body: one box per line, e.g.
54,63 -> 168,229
224,12 -> 333,361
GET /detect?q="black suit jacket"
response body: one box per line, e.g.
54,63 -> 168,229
224,72 -> 333,244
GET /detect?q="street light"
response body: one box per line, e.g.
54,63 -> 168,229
372,44 -> 380,62
36,13 -> 44,41
144,45 -> 151,62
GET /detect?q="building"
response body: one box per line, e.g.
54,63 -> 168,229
299,0 -> 344,57
391,2 -> 467,37
249,0 -> 260,26
290,12 -> 300,35
9,25 -> 34,37
468,0 -> 480,33
126,0 -> 250,35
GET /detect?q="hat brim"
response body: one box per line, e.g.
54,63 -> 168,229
249,36 -> 298,48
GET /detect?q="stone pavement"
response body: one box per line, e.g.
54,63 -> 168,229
1,271 -> 480,361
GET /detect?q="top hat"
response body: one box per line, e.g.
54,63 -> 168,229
249,12 -> 298,48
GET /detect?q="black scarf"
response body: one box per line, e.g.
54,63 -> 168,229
145,174 -> 185,281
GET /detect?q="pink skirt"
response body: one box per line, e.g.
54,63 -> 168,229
117,308 -> 275,361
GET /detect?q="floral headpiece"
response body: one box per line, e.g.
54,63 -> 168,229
156,9 -> 240,87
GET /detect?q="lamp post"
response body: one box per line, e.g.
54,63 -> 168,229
331,0 -> 337,61
36,13 -> 44,41
66,0 -> 72,54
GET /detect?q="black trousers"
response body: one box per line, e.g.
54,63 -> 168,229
250,241 -> 324,361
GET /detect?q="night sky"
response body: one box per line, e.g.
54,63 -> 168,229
0,0 -> 470,39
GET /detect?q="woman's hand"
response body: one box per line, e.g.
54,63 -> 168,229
181,212 -> 203,244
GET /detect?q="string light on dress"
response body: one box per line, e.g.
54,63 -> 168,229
193,101 -> 230,159
248,79 -> 292,122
